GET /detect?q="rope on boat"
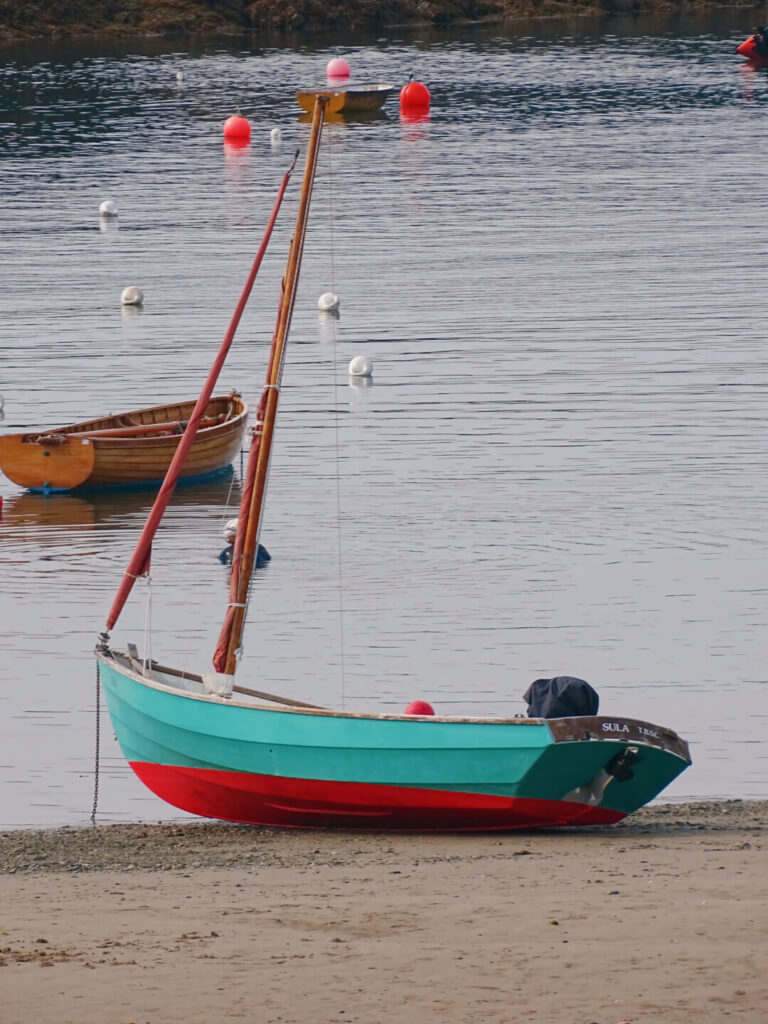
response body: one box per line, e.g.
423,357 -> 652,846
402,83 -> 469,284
143,575 -> 153,671
90,659 -> 102,825
326,124 -> 347,708
221,458 -> 240,535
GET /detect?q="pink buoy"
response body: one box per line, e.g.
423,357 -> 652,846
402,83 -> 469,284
327,56 -> 351,80
223,114 -> 251,140
399,80 -> 430,111
404,700 -> 435,716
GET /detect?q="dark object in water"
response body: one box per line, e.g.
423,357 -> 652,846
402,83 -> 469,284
523,676 -> 599,719
219,543 -> 271,568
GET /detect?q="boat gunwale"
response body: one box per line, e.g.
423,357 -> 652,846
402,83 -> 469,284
296,85 -> 394,114
96,648 -> 691,761
13,393 -> 248,444
88,410 -> 247,448
298,83 -> 394,96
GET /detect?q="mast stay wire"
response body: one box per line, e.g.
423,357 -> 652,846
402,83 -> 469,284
325,129 -> 347,708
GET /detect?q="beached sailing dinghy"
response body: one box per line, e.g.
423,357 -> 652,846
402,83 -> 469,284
95,96 -> 691,831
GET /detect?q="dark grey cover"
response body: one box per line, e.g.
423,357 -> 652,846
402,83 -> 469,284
523,676 -> 599,719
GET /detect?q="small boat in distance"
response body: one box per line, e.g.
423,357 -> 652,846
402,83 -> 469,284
297,84 -> 394,115
0,392 -> 247,492
95,95 -> 692,833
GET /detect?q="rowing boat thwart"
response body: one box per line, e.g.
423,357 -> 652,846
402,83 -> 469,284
0,392 -> 247,491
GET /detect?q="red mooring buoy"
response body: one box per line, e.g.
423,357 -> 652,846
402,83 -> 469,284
404,700 -> 436,716
399,80 -> 431,111
223,114 -> 251,140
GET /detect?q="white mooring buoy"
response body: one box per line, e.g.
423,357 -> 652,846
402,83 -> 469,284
348,355 -> 373,379
270,127 -> 282,146
318,292 -> 339,312
121,286 -> 144,307
99,199 -> 118,218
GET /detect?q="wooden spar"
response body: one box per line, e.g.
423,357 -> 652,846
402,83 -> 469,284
221,95 -> 328,676
139,660 -> 325,709
104,159 -> 296,633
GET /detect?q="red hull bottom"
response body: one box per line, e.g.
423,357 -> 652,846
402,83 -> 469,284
132,762 -> 626,831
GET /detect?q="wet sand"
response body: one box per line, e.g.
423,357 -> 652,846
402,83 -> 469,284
2,799 -> 767,1022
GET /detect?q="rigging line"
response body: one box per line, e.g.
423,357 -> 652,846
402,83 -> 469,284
90,660 -> 101,825
221,459 -> 239,528
142,575 -> 153,671
326,127 -> 346,707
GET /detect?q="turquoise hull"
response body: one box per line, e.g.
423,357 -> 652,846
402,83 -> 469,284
97,650 -> 691,831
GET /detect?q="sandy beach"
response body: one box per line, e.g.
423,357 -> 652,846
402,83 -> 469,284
1,799 -> 766,1023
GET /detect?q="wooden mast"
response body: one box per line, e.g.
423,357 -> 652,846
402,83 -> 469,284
222,95 -> 328,676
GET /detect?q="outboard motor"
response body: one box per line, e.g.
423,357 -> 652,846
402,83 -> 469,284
523,675 -> 599,719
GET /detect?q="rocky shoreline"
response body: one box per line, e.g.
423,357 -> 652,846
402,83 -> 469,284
0,0 -> 759,46
1,798 -> 764,874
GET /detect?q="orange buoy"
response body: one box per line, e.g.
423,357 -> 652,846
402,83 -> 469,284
223,114 -> 251,140
399,79 -> 430,111
404,700 -> 435,716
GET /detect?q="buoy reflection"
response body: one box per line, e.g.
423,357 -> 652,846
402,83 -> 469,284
223,138 -> 251,159
400,109 -> 431,142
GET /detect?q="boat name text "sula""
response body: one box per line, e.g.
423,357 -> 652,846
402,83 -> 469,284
602,721 -> 660,739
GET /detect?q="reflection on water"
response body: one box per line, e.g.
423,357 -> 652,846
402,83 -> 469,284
1,473 -> 237,534
1,11 -> 768,826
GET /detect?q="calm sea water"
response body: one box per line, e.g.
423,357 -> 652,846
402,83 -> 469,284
1,12 -> 766,827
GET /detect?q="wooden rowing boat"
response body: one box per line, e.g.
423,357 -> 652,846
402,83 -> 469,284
297,84 -> 394,115
94,96 -> 692,833
0,392 -> 247,491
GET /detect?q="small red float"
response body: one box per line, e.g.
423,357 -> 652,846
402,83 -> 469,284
399,79 -> 431,112
223,114 -> 251,140
736,32 -> 768,64
404,700 -> 436,716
